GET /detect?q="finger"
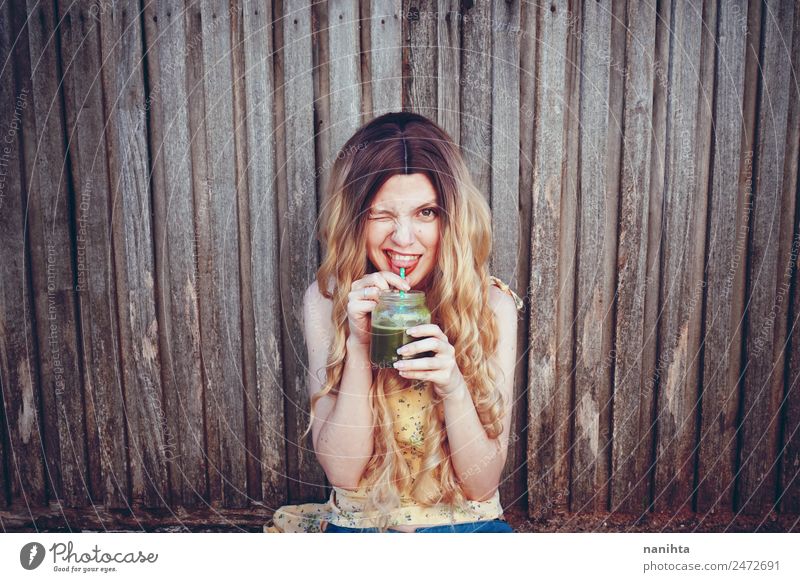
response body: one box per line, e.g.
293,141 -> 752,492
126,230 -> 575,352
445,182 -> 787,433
406,324 -> 447,341
347,300 -> 377,315
349,286 -> 378,302
378,271 -> 412,290
353,275 -> 388,292
393,357 -> 442,371
397,337 -> 442,357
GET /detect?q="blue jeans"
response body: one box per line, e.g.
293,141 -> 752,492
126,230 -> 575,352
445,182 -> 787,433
323,519 -> 514,533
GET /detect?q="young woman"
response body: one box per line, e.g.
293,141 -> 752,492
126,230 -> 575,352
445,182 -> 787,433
266,112 -> 524,533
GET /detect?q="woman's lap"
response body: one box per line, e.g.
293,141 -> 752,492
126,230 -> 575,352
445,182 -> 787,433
323,519 -> 514,533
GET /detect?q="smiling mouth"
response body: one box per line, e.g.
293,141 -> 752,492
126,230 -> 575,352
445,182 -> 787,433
384,250 -> 422,274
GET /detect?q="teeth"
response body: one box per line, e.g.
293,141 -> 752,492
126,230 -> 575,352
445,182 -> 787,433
388,252 -> 420,262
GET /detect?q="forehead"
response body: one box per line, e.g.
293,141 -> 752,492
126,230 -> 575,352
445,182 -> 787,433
371,173 -> 438,209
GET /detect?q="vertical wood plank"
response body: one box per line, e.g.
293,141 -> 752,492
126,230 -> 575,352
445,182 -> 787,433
142,0 -> 208,507
436,1 -> 460,143
0,0 -> 46,507
197,0 -> 247,508
99,0 -> 167,508
779,4 -> 800,517
21,0 -> 90,507
610,0 -> 657,516
572,0 -> 625,514
737,0 -> 796,516
370,0 -> 402,116
402,0 -> 437,115
695,0 -> 750,516
328,1 -> 362,156
459,1 -> 492,200
58,0 -> 129,508
489,0 -> 523,507
278,0 -> 327,502
652,0 -> 707,514
528,0 -> 572,519
241,0 -> 288,508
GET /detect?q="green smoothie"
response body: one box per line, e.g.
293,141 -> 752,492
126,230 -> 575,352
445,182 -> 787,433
370,323 -> 436,369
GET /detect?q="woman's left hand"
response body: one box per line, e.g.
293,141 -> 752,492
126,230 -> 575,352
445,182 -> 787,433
393,324 -> 466,399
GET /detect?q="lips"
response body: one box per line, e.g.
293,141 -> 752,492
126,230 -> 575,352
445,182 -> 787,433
383,250 -> 422,275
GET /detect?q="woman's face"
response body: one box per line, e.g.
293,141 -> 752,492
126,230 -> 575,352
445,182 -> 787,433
365,173 -> 441,290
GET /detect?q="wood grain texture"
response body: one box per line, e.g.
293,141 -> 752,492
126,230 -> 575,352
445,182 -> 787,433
21,0 -> 89,508
436,1 -> 461,143
142,0 -> 209,508
459,0 -> 492,200
99,0 -> 167,508
241,0 -> 289,510
402,0 -> 437,115
277,0 -> 327,503
737,0 -> 796,516
571,0 -> 624,514
196,0 -> 248,508
369,0 -> 402,116
489,0 -> 524,507
779,0 -> 800,517
610,0 -> 657,516
528,0 -> 572,520
0,0 -> 46,508
58,0 -> 129,508
652,0 -> 707,514
696,0 -> 750,517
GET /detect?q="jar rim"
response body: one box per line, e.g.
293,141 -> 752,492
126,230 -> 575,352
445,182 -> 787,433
378,289 -> 427,302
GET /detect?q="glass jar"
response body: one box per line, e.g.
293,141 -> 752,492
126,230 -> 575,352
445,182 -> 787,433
370,290 -> 434,369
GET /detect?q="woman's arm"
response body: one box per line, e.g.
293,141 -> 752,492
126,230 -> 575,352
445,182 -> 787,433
304,283 -> 374,489
442,289 -> 518,501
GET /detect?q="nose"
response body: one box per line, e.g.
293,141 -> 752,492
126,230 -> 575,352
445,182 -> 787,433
390,217 -> 416,247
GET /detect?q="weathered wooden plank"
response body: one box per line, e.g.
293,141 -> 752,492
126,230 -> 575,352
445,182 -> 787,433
528,0 -> 572,520
459,1 -> 492,206
195,0 -> 248,508
695,0 -> 750,517
436,1 -> 460,144
402,0 -> 437,115
277,0 -> 327,502
652,0 -> 707,513
99,0 -> 167,508
141,0 -> 207,507
506,0 -> 537,510
58,0 -> 129,508
489,0 -> 523,507
0,0 -> 46,508
779,1 -> 800,516
737,0 -> 796,517
560,0 -> 582,515
21,0 -> 90,507
328,1 -> 362,157
610,0 -> 658,516
241,0 -> 288,507
571,0 -> 624,514
370,0 -> 402,116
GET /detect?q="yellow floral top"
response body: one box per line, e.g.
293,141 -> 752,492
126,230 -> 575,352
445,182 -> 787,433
264,276 -> 524,533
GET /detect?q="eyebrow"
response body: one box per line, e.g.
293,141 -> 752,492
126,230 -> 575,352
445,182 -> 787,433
371,202 -> 438,213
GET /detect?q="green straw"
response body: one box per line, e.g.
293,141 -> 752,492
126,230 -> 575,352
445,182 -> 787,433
400,267 -> 405,297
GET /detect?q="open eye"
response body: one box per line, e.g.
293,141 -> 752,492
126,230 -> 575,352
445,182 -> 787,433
419,207 -> 439,218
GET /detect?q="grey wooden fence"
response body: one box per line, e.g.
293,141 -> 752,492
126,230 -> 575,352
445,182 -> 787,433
0,0 -> 798,525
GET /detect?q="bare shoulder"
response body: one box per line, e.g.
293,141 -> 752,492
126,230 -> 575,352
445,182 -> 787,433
489,284 -> 518,321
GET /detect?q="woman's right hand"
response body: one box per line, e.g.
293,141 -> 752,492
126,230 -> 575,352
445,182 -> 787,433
347,271 -> 411,347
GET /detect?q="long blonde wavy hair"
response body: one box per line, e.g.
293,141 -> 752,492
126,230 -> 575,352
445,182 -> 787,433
303,111 -> 505,530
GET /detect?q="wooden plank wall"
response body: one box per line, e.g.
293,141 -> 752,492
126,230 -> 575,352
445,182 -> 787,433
0,0 -> 799,526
